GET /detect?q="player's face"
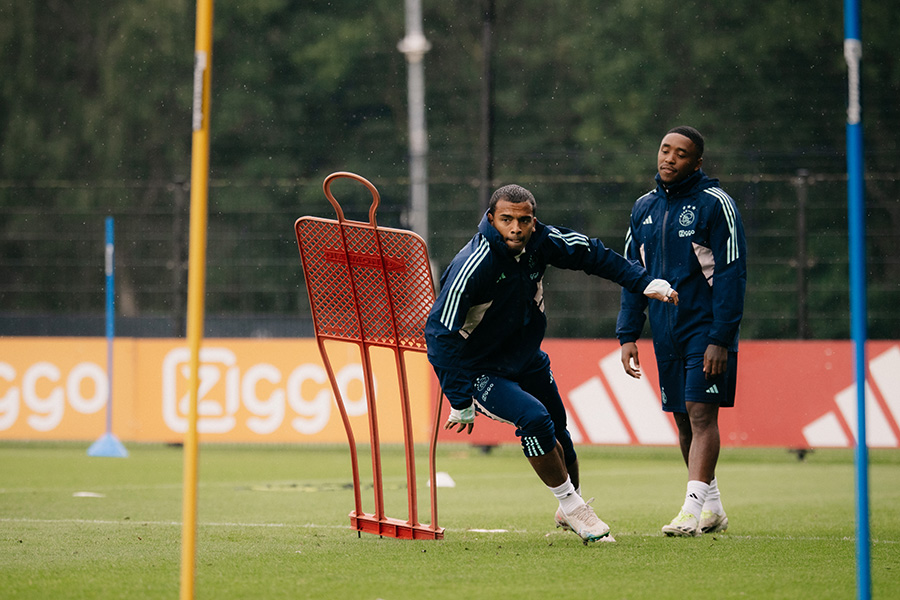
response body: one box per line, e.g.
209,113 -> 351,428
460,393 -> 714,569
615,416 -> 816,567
657,133 -> 702,185
488,199 -> 535,255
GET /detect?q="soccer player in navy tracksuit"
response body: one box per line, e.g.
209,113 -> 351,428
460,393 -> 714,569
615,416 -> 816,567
617,126 -> 747,537
425,183 -> 678,544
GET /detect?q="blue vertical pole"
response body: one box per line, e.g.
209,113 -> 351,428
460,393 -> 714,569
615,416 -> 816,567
88,217 -> 128,457
844,1 -> 869,598
105,216 -> 115,435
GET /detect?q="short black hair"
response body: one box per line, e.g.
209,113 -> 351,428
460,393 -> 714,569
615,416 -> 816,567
489,184 -> 537,215
666,125 -> 704,158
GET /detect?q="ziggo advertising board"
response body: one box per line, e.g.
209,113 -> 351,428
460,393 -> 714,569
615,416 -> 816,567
0,338 -> 432,444
2,338 -> 899,448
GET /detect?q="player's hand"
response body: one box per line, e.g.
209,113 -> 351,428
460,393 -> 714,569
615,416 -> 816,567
703,344 -> 728,379
444,405 -> 475,434
621,342 -> 642,379
643,279 -> 679,305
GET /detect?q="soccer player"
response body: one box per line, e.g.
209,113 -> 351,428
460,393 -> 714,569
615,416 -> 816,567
425,183 -> 678,544
617,126 -> 747,537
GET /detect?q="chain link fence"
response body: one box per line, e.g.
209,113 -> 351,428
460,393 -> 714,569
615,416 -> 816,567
1,172 -> 898,339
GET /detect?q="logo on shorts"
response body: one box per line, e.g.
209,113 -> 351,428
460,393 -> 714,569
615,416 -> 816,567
475,375 -> 490,392
661,388 -> 668,405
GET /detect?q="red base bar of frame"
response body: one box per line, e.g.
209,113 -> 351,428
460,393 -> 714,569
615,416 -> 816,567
350,512 -> 444,540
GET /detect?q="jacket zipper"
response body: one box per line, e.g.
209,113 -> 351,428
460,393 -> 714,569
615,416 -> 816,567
661,197 -> 679,354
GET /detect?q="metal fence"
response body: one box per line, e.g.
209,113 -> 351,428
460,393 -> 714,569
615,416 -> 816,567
1,172 -> 898,339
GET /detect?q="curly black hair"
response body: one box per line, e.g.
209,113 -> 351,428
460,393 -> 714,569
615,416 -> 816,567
488,184 -> 537,215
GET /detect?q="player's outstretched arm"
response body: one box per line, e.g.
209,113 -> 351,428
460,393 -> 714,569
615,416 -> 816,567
643,279 -> 678,305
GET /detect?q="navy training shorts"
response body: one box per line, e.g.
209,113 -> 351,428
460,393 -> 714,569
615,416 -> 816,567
657,350 -> 738,414
470,354 -> 575,464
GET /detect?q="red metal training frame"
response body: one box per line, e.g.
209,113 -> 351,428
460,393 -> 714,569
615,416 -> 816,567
294,171 -> 444,540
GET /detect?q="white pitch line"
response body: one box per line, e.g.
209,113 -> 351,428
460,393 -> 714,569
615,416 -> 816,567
0,481 -> 276,494
0,517 -> 340,529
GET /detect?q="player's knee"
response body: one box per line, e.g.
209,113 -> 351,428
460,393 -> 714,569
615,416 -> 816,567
520,433 -> 557,457
686,401 -> 719,430
518,414 -> 556,457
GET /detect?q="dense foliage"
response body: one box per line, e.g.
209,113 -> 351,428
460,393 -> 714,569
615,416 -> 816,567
1,0 -> 897,338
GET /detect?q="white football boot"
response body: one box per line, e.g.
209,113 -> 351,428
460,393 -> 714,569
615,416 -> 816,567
556,498 -> 610,544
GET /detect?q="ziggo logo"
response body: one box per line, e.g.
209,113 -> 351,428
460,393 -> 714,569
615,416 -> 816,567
0,361 -> 108,431
162,347 -> 372,435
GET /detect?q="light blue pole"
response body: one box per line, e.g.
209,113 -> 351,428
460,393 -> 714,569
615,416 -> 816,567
88,217 -> 128,457
105,216 -> 115,433
844,1 -> 869,598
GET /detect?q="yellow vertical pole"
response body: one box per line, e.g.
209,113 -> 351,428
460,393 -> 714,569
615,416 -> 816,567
180,1 -> 214,599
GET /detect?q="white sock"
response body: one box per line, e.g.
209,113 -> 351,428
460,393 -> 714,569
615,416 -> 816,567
681,480 -> 710,518
549,476 -> 584,515
702,477 -> 724,514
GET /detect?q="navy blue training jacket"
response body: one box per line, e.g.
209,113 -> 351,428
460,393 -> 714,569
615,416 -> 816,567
426,210 -> 654,409
616,170 -> 747,360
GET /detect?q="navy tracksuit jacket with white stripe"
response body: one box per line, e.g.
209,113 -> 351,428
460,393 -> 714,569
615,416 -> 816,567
426,210 -> 653,410
616,170 -> 747,361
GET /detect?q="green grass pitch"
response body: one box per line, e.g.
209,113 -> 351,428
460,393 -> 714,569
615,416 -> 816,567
2,441 -> 899,599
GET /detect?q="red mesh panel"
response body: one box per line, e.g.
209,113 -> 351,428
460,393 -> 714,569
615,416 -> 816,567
295,219 -> 434,350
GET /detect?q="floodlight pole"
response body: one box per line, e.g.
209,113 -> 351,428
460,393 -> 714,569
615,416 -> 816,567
181,0 -> 214,599
398,0 -> 431,247
844,0 -> 870,599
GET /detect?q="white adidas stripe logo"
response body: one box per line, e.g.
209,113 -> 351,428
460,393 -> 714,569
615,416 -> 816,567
802,345 -> 900,448
642,215 -> 653,225
560,345 -> 900,448
565,351 -> 677,445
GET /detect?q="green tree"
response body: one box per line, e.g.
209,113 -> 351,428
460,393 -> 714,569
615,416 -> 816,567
0,0 -> 897,338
